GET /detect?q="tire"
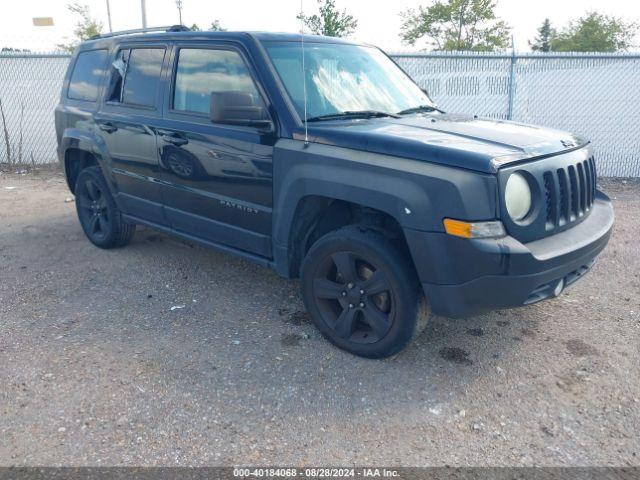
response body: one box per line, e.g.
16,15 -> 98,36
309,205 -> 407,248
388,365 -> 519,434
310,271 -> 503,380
301,225 -> 429,359
74,166 -> 135,249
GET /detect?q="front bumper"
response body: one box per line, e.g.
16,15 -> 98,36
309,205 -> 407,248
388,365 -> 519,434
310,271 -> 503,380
404,192 -> 614,318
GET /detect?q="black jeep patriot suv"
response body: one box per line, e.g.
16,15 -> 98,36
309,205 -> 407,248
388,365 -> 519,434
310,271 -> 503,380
55,27 -> 614,358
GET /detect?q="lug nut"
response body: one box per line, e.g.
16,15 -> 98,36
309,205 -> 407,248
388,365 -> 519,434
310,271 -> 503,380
359,302 -> 365,308
359,289 -> 365,295
341,291 -> 347,297
347,282 -> 354,289
348,303 -> 354,309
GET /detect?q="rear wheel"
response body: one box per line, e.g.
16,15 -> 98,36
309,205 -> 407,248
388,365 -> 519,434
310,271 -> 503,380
301,226 -> 428,358
75,166 -> 135,249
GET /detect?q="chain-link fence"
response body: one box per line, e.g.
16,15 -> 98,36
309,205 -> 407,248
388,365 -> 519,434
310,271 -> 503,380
0,51 -> 639,176
394,52 -> 640,177
0,52 -> 70,165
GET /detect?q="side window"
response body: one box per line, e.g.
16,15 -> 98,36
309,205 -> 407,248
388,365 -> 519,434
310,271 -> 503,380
107,47 -> 165,107
173,48 -> 263,115
68,49 -> 109,102
107,49 -> 129,102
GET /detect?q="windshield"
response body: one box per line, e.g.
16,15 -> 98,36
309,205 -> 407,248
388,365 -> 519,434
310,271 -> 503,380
264,42 -> 435,121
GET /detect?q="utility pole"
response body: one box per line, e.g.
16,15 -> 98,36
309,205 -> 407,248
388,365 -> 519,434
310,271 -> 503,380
176,0 -> 183,26
141,0 -> 147,28
105,0 -> 113,32
507,34 -> 516,120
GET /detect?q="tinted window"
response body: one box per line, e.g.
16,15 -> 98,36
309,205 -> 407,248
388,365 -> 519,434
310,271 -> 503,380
119,48 -> 165,107
173,48 -> 261,114
106,49 -> 129,103
68,49 -> 108,101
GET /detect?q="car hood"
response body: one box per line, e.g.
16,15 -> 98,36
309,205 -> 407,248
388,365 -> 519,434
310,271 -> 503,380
294,113 -> 588,174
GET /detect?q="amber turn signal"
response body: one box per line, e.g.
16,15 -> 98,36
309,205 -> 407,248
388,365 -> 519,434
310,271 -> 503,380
443,218 -> 506,239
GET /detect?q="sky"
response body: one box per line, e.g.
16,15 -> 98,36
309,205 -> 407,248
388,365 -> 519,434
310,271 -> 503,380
1,0 -> 639,52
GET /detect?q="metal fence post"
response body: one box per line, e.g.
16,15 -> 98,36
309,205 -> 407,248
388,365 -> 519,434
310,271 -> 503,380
507,49 -> 516,120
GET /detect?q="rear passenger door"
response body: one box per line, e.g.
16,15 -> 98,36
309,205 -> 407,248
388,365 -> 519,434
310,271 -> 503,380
158,44 -> 275,258
95,44 -> 168,225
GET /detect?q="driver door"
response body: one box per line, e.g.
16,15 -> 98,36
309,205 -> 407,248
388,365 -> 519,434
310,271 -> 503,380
158,44 -> 275,258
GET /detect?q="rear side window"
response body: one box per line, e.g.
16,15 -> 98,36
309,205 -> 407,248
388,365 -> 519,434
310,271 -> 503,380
173,48 -> 262,114
107,47 -> 165,107
68,49 -> 109,101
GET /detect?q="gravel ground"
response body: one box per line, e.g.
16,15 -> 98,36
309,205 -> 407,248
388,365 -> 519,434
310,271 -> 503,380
0,168 -> 638,467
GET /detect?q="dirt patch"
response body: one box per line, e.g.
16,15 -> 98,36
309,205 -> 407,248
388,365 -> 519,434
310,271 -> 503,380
285,311 -> 311,326
520,328 -> 536,338
466,328 -> 484,337
439,347 -> 473,365
281,333 -> 304,347
564,339 -> 600,357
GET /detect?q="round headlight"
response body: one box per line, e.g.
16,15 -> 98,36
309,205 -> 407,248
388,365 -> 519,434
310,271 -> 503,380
505,173 -> 532,221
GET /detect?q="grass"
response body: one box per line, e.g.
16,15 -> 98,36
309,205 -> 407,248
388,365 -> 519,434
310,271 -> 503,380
0,161 -> 61,174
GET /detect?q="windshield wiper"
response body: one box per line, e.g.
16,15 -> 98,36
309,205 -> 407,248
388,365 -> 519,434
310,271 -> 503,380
305,110 -> 400,122
397,105 -> 442,115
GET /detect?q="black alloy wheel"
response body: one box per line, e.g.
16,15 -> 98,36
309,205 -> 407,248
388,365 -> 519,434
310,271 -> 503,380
312,251 -> 394,344
76,175 -> 111,243
74,166 -> 136,249
301,226 -> 428,358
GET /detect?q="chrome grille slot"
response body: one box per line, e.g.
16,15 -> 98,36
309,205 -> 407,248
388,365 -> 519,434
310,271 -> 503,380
583,159 -> 592,207
589,156 -> 597,201
543,172 -> 556,228
568,165 -> 579,219
557,168 -> 569,226
577,162 -> 587,213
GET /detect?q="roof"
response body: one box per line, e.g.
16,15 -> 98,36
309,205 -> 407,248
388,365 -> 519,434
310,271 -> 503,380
81,30 -> 362,49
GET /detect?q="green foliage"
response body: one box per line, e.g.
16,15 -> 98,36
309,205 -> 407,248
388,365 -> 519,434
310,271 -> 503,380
551,12 -> 637,52
530,18 -> 555,52
189,20 -> 226,32
297,0 -> 358,37
1,47 -> 31,53
400,0 -> 510,51
57,3 -> 103,53
209,20 -> 226,32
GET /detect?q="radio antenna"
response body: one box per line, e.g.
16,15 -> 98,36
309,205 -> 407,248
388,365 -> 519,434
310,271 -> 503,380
300,0 -> 309,146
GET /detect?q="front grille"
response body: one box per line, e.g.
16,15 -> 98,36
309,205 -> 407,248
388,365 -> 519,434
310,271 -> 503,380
543,156 -> 597,231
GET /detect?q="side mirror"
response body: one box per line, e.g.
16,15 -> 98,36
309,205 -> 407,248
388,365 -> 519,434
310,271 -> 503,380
210,91 -> 273,130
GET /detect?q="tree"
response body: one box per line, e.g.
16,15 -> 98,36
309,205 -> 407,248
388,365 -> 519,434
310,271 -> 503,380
57,3 -> 103,53
530,18 -> 556,52
400,0 -> 510,51
209,20 -> 226,31
1,47 -> 31,53
297,0 -> 358,37
189,20 -> 226,32
551,12 -> 637,52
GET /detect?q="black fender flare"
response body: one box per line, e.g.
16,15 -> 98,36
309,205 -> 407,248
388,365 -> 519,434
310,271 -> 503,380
273,161 -> 433,246
58,128 -> 119,195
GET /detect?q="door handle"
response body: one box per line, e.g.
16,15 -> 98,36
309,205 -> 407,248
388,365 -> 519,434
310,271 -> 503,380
159,132 -> 188,146
98,122 -> 117,133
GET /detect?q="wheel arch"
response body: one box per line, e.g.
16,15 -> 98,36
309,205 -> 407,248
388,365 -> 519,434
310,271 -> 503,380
59,129 -> 115,194
272,157 -> 432,278
280,194 -> 415,279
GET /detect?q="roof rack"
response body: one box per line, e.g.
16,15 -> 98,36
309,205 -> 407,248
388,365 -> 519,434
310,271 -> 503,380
90,25 -> 190,40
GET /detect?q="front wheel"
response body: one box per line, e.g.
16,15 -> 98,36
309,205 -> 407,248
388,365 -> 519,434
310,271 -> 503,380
301,226 -> 428,358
